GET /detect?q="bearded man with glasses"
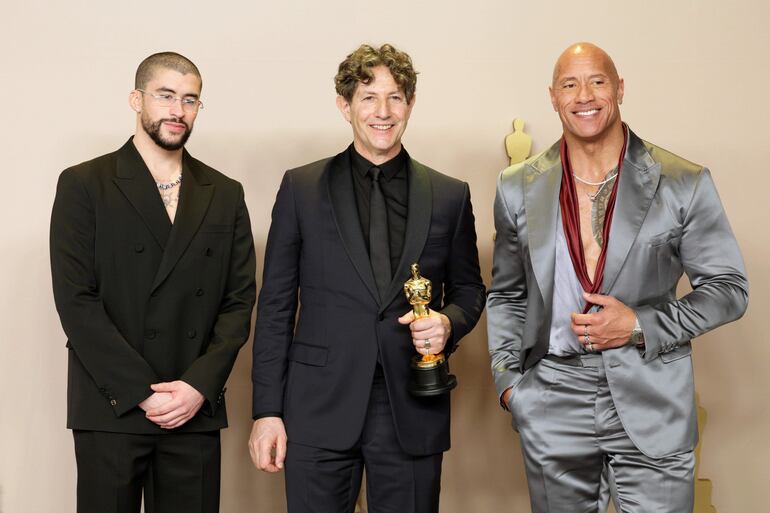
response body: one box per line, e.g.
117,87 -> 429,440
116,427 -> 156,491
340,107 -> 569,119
50,51 -> 256,513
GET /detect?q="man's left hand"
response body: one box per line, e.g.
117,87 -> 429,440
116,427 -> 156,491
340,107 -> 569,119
571,292 -> 636,352
145,380 -> 205,429
398,310 -> 452,355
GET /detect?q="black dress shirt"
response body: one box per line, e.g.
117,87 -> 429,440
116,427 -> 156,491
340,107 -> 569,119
349,145 -> 409,276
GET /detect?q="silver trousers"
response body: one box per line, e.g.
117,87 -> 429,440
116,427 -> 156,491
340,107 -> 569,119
509,354 -> 695,513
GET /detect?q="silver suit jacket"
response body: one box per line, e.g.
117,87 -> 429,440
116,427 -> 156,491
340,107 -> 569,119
487,128 -> 748,458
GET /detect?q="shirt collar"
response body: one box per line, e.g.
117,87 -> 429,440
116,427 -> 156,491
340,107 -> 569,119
350,144 -> 407,182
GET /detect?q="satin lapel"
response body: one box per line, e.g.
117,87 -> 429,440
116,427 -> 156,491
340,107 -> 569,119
380,157 -> 432,311
602,130 -> 660,294
150,152 -> 214,292
112,139 -> 172,249
525,143 -> 562,309
327,151 -> 380,304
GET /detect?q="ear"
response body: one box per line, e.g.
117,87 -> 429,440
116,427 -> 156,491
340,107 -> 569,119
128,90 -> 143,113
336,95 -> 351,123
616,78 -> 625,105
548,86 -> 558,112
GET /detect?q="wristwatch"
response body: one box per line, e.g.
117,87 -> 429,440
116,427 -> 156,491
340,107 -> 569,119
630,316 -> 645,348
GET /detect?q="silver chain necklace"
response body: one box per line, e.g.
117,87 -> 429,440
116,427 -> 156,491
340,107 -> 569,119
574,171 -> 617,202
573,171 -> 618,203
156,174 -> 182,190
573,171 -> 617,187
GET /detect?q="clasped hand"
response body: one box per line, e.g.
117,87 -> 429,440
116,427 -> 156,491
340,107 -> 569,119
139,380 -> 205,429
570,292 -> 636,352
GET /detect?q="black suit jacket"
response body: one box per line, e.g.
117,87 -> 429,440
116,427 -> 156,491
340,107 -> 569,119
51,138 -> 256,434
251,149 -> 485,456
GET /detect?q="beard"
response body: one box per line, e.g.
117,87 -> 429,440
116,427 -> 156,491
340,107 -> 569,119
141,112 -> 192,151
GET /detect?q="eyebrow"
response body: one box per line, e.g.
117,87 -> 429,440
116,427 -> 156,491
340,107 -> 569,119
154,86 -> 199,99
559,73 -> 609,82
359,88 -> 404,97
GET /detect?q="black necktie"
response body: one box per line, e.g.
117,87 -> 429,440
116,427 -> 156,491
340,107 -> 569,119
369,167 -> 392,300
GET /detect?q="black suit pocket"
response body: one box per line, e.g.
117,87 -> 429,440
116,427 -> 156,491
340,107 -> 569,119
425,234 -> 450,247
288,341 -> 329,366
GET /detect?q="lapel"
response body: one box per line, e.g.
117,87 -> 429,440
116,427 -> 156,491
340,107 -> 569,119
601,128 -> 660,294
150,151 -> 214,292
328,149 -> 380,304
113,138 -> 172,249
524,142 -> 562,309
379,156 -> 432,312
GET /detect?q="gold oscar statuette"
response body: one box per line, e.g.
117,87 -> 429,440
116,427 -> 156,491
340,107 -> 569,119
403,263 -> 457,396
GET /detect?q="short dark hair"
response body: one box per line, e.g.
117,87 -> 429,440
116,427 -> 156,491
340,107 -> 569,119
134,52 -> 201,90
334,43 -> 417,103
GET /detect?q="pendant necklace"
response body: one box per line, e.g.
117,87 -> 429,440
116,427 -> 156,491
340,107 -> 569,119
574,171 -> 617,202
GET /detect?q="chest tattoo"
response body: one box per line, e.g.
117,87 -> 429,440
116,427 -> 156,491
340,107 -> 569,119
590,179 -> 615,247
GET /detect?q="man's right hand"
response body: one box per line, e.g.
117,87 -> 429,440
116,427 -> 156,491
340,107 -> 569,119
501,387 -> 513,410
138,392 -> 173,412
248,417 -> 287,472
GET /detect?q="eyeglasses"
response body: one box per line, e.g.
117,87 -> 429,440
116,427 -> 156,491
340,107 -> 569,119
136,89 -> 204,112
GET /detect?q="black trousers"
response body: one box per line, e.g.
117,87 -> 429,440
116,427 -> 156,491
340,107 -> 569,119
285,367 -> 443,513
73,430 -> 221,513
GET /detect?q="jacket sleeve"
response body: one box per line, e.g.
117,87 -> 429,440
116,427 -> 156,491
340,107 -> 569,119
181,183 -> 257,413
439,182 -> 486,355
635,168 -> 748,361
50,168 -> 158,416
251,172 -> 301,418
486,172 -> 529,404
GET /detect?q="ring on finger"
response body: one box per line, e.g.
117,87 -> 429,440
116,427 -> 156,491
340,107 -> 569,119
584,325 -> 589,337
424,339 -> 431,350
587,342 -> 594,352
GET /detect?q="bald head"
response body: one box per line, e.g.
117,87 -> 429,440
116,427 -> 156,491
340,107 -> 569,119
552,42 -> 620,87
549,42 -> 625,143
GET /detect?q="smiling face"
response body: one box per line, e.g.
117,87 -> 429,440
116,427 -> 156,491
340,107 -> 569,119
131,67 -> 202,151
549,44 -> 624,145
336,65 -> 414,164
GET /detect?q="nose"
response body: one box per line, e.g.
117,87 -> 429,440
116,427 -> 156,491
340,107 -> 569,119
576,82 -> 594,103
375,99 -> 391,119
169,98 -> 185,118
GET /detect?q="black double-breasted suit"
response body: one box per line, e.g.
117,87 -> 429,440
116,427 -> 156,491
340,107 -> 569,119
251,148 -> 485,456
51,138 -> 256,434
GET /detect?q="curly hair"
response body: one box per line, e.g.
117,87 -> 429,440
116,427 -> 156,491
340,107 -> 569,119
335,44 -> 418,103
135,52 -> 201,90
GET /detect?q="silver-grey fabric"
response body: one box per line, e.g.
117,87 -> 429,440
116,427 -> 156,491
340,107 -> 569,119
487,127 -> 748,510
510,354 -> 695,513
548,210 -> 588,356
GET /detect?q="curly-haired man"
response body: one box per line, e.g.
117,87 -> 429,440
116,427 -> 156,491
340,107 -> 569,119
248,43 -> 485,513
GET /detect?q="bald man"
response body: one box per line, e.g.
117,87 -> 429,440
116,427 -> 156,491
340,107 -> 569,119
487,43 -> 748,512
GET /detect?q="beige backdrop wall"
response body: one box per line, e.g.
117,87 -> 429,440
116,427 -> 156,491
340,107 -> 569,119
2,1 -> 767,512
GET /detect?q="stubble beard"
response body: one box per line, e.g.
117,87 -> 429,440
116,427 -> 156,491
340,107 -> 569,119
141,111 -> 192,151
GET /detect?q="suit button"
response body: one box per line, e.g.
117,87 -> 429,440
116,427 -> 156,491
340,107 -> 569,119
188,329 -> 197,339
110,399 -> 117,406
134,244 -> 144,253
144,329 -> 157,339
195,288 -> 204,296
205,248 -> 213,256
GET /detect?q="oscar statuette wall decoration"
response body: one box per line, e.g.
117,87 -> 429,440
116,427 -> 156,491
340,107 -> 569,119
504,118 -> 532,165
694,394 -> 717,513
